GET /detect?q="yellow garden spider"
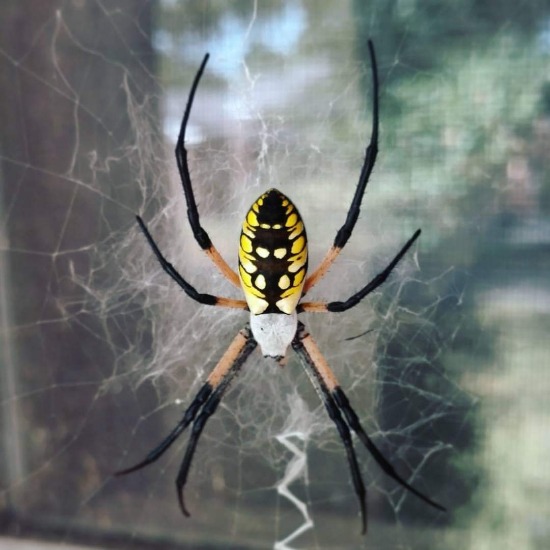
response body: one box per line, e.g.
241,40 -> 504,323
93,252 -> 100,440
116,41 -> 445,534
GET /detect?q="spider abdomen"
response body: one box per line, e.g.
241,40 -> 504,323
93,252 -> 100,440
238,188 -> 308,315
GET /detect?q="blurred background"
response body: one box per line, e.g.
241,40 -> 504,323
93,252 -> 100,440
1,1 -> 549,549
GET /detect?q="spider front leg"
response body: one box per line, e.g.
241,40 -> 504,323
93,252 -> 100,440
303,40 -> 379,296
292,322 -> 445,534
174,53 -> 240,288
116,326 -> 258,517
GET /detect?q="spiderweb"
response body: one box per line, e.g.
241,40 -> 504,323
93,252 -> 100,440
3,1 -> 548,549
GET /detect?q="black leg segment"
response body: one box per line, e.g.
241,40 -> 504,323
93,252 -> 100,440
326,229 -> 421,313
291,321 -> 445,534
333,39 -> 379,251
333,387 -> 446,513
175,53 -> 213,251
175,327 -> 258,516
115,384 -> 213,476
136,215 -> 246,308
292,328 -> 368,534
116,325 -> 258,519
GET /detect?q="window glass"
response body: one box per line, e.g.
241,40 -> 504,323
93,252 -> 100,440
1,1 -> 549,548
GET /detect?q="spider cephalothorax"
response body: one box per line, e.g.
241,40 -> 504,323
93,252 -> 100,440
116,41 -> 445,534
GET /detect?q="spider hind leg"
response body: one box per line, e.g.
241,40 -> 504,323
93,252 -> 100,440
116,326 -> 257,518
292,322 -> 445,534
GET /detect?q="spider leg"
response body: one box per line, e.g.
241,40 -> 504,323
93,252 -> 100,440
332,388 -> 446,513
175,325 -> 257,516
175,53 -> 240,288
299,229 -> 421,313
137,215 -> 248,310
175,385 -> 224,516
292,322 -> 444,534
303,40 -> 379,295
116,326 -> 257,516
115,384 -> 213,476
292,324 -> 368,534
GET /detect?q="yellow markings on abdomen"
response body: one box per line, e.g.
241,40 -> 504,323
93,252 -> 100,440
240,234 -> 253,254
255,274 -> 267,290
238,188 -> 308,315
291,235 -> 305,254
278,274 -> 291,290
256,246 -> 270,258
